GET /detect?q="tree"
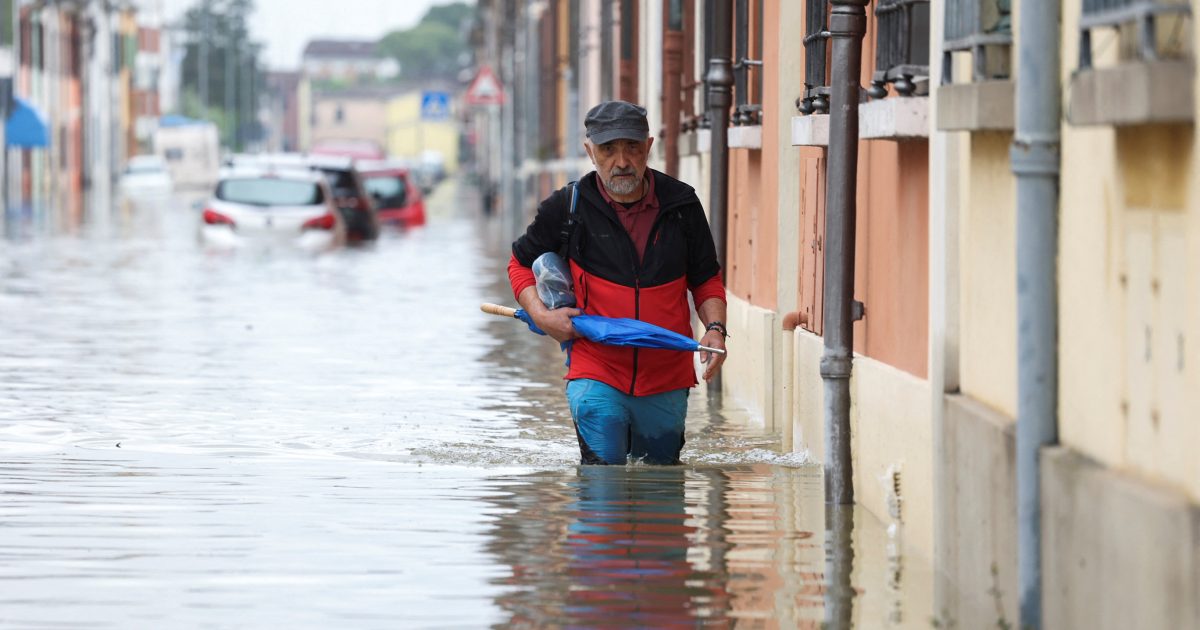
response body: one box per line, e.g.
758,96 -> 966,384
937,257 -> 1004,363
179,0 -> 265,150
377,2 -> 473,82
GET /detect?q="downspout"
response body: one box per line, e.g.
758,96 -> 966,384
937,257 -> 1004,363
820,0 -> 868,506
662,0 -> 683,177
704,0 -> 732,397
1011,0 -> 1061,627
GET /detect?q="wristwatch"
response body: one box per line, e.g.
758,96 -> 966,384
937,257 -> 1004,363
705,321 -> 729,339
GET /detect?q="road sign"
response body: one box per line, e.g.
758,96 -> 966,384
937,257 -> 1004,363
464,66 -> 505,106
420,91 -> 451,121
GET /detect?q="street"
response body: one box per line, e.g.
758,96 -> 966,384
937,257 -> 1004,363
0,181 -> 929,628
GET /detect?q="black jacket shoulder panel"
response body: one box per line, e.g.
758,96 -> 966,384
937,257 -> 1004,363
511,184 -> 574,266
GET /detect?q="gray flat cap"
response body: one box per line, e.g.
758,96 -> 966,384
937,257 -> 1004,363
584,101 -> 649,144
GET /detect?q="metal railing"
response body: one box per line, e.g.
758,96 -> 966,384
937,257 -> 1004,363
732,0 -> 763,125
1078,0 -> 1192,68
941,0 -> 1012,84
868,0 -> 930,98
798,0 -> 830,114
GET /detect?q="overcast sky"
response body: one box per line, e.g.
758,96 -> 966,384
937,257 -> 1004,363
159,0 -> 459,70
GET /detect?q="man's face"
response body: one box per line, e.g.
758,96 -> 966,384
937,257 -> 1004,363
585,137 -> 654,197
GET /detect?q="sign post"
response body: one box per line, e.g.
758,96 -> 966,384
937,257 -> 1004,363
464,66 -> 506,218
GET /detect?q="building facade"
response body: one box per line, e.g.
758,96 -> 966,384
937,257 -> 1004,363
472,1 -> 1200,626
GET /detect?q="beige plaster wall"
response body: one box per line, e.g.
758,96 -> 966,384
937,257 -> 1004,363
852,358 -> 934,560
787,328 -> 935,561
311,96 -> 389,148
1057,1 -> 1200,501
724,293 -> 778,430
957,131 -> 1017,418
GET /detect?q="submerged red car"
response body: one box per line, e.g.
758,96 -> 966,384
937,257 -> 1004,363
357,161 -> 426,228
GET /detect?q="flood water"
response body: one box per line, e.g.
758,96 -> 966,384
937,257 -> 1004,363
0,183 -> 932,628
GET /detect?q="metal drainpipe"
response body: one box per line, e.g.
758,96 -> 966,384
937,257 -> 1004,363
704,0 -> 733,397
1011,0 -> 1061,626
820,0 -> 868,507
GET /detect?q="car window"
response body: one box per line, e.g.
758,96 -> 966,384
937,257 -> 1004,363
127,159 -> 165,174
318,169 -> 360,197
217,178 -> 324,206
363,174 -> 408,208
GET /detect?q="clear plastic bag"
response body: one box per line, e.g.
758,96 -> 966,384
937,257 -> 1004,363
532,252 -> 576,309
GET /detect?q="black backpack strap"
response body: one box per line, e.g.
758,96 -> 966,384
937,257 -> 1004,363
556,181 -> 579,259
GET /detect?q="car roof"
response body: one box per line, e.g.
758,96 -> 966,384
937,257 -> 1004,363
355,159 -> 412,175
217,165 -> 327,183
302,153 -> 357,170
224,152 -> 357,172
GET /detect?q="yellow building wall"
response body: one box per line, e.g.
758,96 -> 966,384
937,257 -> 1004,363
1057,0 -> 1199,501
958,132 -> 1017,418
298,79 -> 311,151
386,92 -> 460,172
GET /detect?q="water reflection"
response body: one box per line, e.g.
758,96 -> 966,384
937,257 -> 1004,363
482,465 -> 831,627
825,504 -> 857,629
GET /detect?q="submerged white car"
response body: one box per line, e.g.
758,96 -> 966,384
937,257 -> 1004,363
199,167 -> 347,252
119,154 -> 174,197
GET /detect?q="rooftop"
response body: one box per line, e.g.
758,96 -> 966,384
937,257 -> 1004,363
302,39 -> 381,60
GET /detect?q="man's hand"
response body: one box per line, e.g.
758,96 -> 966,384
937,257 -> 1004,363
699,329 -> 726,382
517,284 -> 580,343
532,306 -> 581,343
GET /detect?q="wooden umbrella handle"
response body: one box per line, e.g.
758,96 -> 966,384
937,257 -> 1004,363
480,303 -> 518,318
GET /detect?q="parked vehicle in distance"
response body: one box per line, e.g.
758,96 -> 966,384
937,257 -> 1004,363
357,160 -> 426,228
199,167 -> 346,252
225,152 -> 380,241
309,139 -> 386,161
118,154 -> 174,197
154,115 -> 220,190
305,154 -> 381,241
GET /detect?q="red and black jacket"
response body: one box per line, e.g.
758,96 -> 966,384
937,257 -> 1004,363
510,169 -> 725,396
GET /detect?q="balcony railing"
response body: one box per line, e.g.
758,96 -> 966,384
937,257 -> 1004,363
732,0 -> 764,126
1078,0 -> 1192,69
941,0 -> 1012,84
798,0 -> 830,114
868,0 -> 931,98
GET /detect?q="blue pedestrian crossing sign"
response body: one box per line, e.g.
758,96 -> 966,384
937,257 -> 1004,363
421,91 -> 451,121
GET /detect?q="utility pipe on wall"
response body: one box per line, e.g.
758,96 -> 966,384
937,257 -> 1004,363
1011,0 -> 1061,627
820,0 -> 868,507
705,0 -> 733,396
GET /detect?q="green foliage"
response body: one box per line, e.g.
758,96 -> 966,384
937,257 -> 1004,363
422,3 -> 473,31
178,0 -> 265,149
179,90 -> 231,134
377,2 -> 473,81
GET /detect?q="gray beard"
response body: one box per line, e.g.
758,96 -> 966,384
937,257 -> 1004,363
604,174 -> 640,196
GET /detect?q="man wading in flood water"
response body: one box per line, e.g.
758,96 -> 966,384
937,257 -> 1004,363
507,100 -> 728,465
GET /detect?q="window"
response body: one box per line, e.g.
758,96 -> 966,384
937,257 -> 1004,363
216,178 -> 324,206
363,174 -> 409,209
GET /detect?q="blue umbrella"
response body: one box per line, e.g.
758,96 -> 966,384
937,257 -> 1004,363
481,303 -> 725,355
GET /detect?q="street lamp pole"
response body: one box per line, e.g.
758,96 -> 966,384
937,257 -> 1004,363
705,0 -> 733,399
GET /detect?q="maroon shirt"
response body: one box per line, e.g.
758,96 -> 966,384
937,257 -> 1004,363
595,172 -> 659,262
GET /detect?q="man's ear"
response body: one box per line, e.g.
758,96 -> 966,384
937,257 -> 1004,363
582,141 -> 594,164
645,136 -> 655,153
